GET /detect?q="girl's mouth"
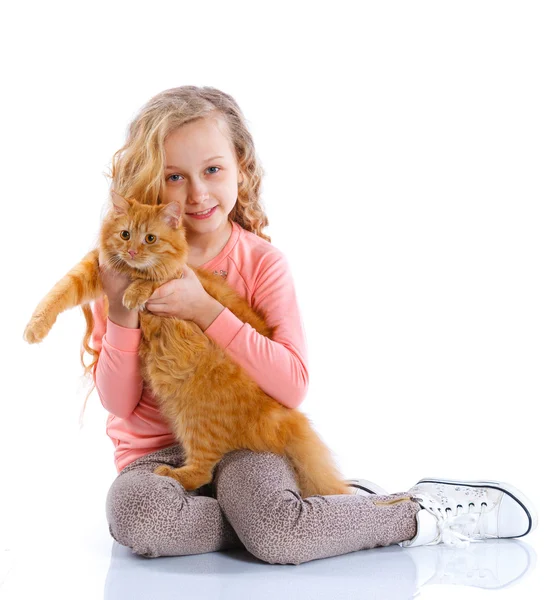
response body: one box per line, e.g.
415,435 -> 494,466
187,206 -> 217,219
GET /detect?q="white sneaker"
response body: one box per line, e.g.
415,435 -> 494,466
399,478 -> 538,549
345,478 -> 389,496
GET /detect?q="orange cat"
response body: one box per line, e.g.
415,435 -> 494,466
23,191 -> 353,498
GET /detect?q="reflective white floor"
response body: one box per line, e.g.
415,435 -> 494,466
0,504 -> 549,600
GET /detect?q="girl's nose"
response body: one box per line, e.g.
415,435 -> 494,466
128,249 -> 138,258
188,182 -> 210,203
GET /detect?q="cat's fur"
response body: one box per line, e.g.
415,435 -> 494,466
23,191 -> 353,498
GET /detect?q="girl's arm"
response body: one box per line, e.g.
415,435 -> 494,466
90,297 -> 144,419
203,252 -> 309,409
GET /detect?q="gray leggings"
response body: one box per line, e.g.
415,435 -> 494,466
106,444 -> 420,565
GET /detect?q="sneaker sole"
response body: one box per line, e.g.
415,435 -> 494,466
415,477 -> 538,537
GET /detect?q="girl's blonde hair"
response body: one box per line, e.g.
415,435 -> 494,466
78,86 -> 270,425
109,85 -> 270,239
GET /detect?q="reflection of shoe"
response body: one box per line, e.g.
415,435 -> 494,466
401,539 -> 537,591
400,478 -> 538,548
345,478 -> 389,496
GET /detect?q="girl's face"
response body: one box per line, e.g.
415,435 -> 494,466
160,117 -> 243,238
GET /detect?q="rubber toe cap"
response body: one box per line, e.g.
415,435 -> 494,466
498,493 -> 531,538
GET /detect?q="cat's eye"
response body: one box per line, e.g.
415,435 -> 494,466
120,231 -> 130,240
145,234 -> 157,244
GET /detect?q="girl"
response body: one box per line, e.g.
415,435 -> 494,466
89,85 -> 537,564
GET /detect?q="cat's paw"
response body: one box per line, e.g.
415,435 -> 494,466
153,465 -> 210,490
23,317 -> 50,344
122,287 -> 150,311
154,465 -> 174,478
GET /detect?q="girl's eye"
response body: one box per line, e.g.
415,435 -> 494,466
167,167 -> 220,181
120,231 -> 130,240
145,234 -> 157,244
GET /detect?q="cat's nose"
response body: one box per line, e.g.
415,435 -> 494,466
128,250 -> 138,258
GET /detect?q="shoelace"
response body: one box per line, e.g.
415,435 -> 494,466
413,495 -> 496,548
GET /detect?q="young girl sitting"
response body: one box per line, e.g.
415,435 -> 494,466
88,85 -> 537,564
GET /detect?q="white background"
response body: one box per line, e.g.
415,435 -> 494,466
2,1 -> 556,598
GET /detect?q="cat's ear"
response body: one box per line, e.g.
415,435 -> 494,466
110,190 -> 131,215
160,201 -> 182,229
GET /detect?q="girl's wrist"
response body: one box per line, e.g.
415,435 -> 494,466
194,296 -> 225,332
108,304 -> 139,328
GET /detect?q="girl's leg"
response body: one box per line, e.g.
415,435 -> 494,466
213,449 -> 420,565
106,444 -> 245,558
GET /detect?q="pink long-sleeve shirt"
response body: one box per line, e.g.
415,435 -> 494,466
90,220 -> 310,474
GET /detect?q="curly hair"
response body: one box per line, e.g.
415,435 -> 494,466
78,86 -> 270,425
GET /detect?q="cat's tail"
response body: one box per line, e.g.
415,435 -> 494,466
280,411 -> 353,498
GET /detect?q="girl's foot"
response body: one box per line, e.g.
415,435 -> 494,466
399,477 -> 538,548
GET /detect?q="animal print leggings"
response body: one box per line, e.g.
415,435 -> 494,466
105,444 -> 420,565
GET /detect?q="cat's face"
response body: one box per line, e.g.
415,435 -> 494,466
99,191 -> 189,279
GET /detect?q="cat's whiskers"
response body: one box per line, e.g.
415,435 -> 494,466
107,250 -> 184,283
107,253 -> 128,271
144,258 -> 185,283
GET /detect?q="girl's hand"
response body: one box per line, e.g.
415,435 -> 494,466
98,249 -> 135,310
146,264 -> 210,321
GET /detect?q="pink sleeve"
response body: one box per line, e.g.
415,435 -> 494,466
91,298 -> 144,419
203,253 -> 309,409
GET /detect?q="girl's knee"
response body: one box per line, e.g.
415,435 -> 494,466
105,471 -> 188,556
